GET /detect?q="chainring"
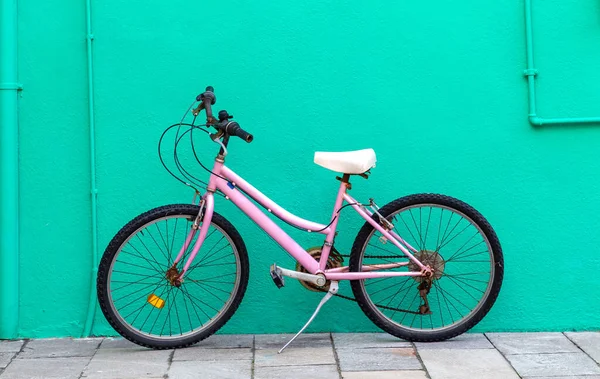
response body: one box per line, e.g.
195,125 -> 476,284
296,246 -> 343,291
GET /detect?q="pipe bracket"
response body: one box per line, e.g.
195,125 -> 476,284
523,69 -> 538,77
0,83 -> 23,91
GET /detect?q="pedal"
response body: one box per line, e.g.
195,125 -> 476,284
270,264 -> 285,289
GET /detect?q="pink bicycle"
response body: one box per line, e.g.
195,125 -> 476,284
97,87 -> 504,351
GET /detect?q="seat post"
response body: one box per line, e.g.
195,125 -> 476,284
336,173 -> 352,190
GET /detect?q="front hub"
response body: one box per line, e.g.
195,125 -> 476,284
166,265 -> 182,287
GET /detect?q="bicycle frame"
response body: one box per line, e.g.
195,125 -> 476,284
173,157 -> 430,281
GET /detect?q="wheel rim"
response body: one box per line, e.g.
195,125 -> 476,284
358,204 -> 495,333
106,214 -> 242,340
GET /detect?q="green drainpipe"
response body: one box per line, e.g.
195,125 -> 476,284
524,0 -> 600,126
82,0 -> 99,337
0,0 -> 21,339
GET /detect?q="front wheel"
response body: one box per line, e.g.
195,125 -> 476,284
97,204 -> 249,349
350,193 -> 503,342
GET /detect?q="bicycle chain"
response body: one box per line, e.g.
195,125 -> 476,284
321,252 -> 422,315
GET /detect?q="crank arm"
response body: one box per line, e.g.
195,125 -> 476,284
275,265 -> 326,287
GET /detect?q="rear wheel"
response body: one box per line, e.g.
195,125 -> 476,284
350,194 -> 503,342
97,204 -> 249,349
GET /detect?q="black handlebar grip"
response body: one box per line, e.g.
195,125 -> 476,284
196,86 -> 216,103
224,121 -> 253,143
196,86 -> 217,122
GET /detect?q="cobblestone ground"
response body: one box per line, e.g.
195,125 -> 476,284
1,332 -> 599,378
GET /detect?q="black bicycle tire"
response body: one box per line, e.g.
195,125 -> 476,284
349,193 -> 504,342
97,203 -> 249,349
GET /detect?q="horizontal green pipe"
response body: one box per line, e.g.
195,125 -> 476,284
524,0 -> 600,126
0,0 -> 20,339
529,116 -> 600,126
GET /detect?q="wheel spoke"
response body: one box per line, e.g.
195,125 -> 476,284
356,199 -> 500,334
179,229 -> 217,270
179,287 -> 194,333
435,212 -> 455,252
141,285 -> 171,332
134,234 -> 166,273
443,273 -> 489,284
408,209 -> 424,250
398,213 -> 421,251
120,248 -> 162,273
180,285 -> 211,322
423,207 -> 432,249
145,226 -> 170,266
437,223 -> 472,252
113,280 -> 165,303
367,242 -> 404,257
398,291 -> 420,323
445,247 -> 488,263
445,275 -> 487,294
111,273 -> 164,291
115,259 -> 158,273
375,281 -> 413,304
170,218 -> 179,266
444,231 -> 481,260
185,279 -> 228,303
103,208 -> 245,346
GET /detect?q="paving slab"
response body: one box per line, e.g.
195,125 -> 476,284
168,360 -> 251,379
193,334 -> 254,349
486,332 -> 580,355
336,347 -> 421,371
0,353 -> 14,369
99,334 -> 255,350
173,347 -> 252,361
98,338 -> 139,350
0,341 -> 24,353
565,332 -> 600,363
486,333 -> 580,354
255,333 -> 331,350
1,357 -> 90,379
254,364 -> 339,379
342,370 -> 428,378
419,348 -> 520,379
333,333 -> 411,349
505,352 -> 600,377
415,333 -> 493,350
83,348 -> 171,378
255,347 -> 336,367
18,338 -> 101,358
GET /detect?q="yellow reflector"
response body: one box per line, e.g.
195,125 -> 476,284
147,294 -> 165,309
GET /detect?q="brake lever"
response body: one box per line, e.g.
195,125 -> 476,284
191,103 -> 204,117
209,129 -> 224,140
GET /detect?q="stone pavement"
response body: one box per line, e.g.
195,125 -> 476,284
0,332 -> 599,378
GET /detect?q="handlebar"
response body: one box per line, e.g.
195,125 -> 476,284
196,86 -> 216,122
218,121 -> 253,143
193,86 -> 253,143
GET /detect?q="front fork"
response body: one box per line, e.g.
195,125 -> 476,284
167,193 -> 215,286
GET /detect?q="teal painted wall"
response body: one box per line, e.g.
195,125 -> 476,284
14,0 -> 600,337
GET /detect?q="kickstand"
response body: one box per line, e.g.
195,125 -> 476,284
278,281 -> 339,354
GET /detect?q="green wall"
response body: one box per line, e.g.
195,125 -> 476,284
13,0 -> 600,337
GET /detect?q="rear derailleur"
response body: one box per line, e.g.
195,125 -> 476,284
418,278 -> 433,315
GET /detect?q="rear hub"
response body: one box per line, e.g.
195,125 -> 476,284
408,250 -> 445,281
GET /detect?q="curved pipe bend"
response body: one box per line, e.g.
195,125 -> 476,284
524,0 -> 600,126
